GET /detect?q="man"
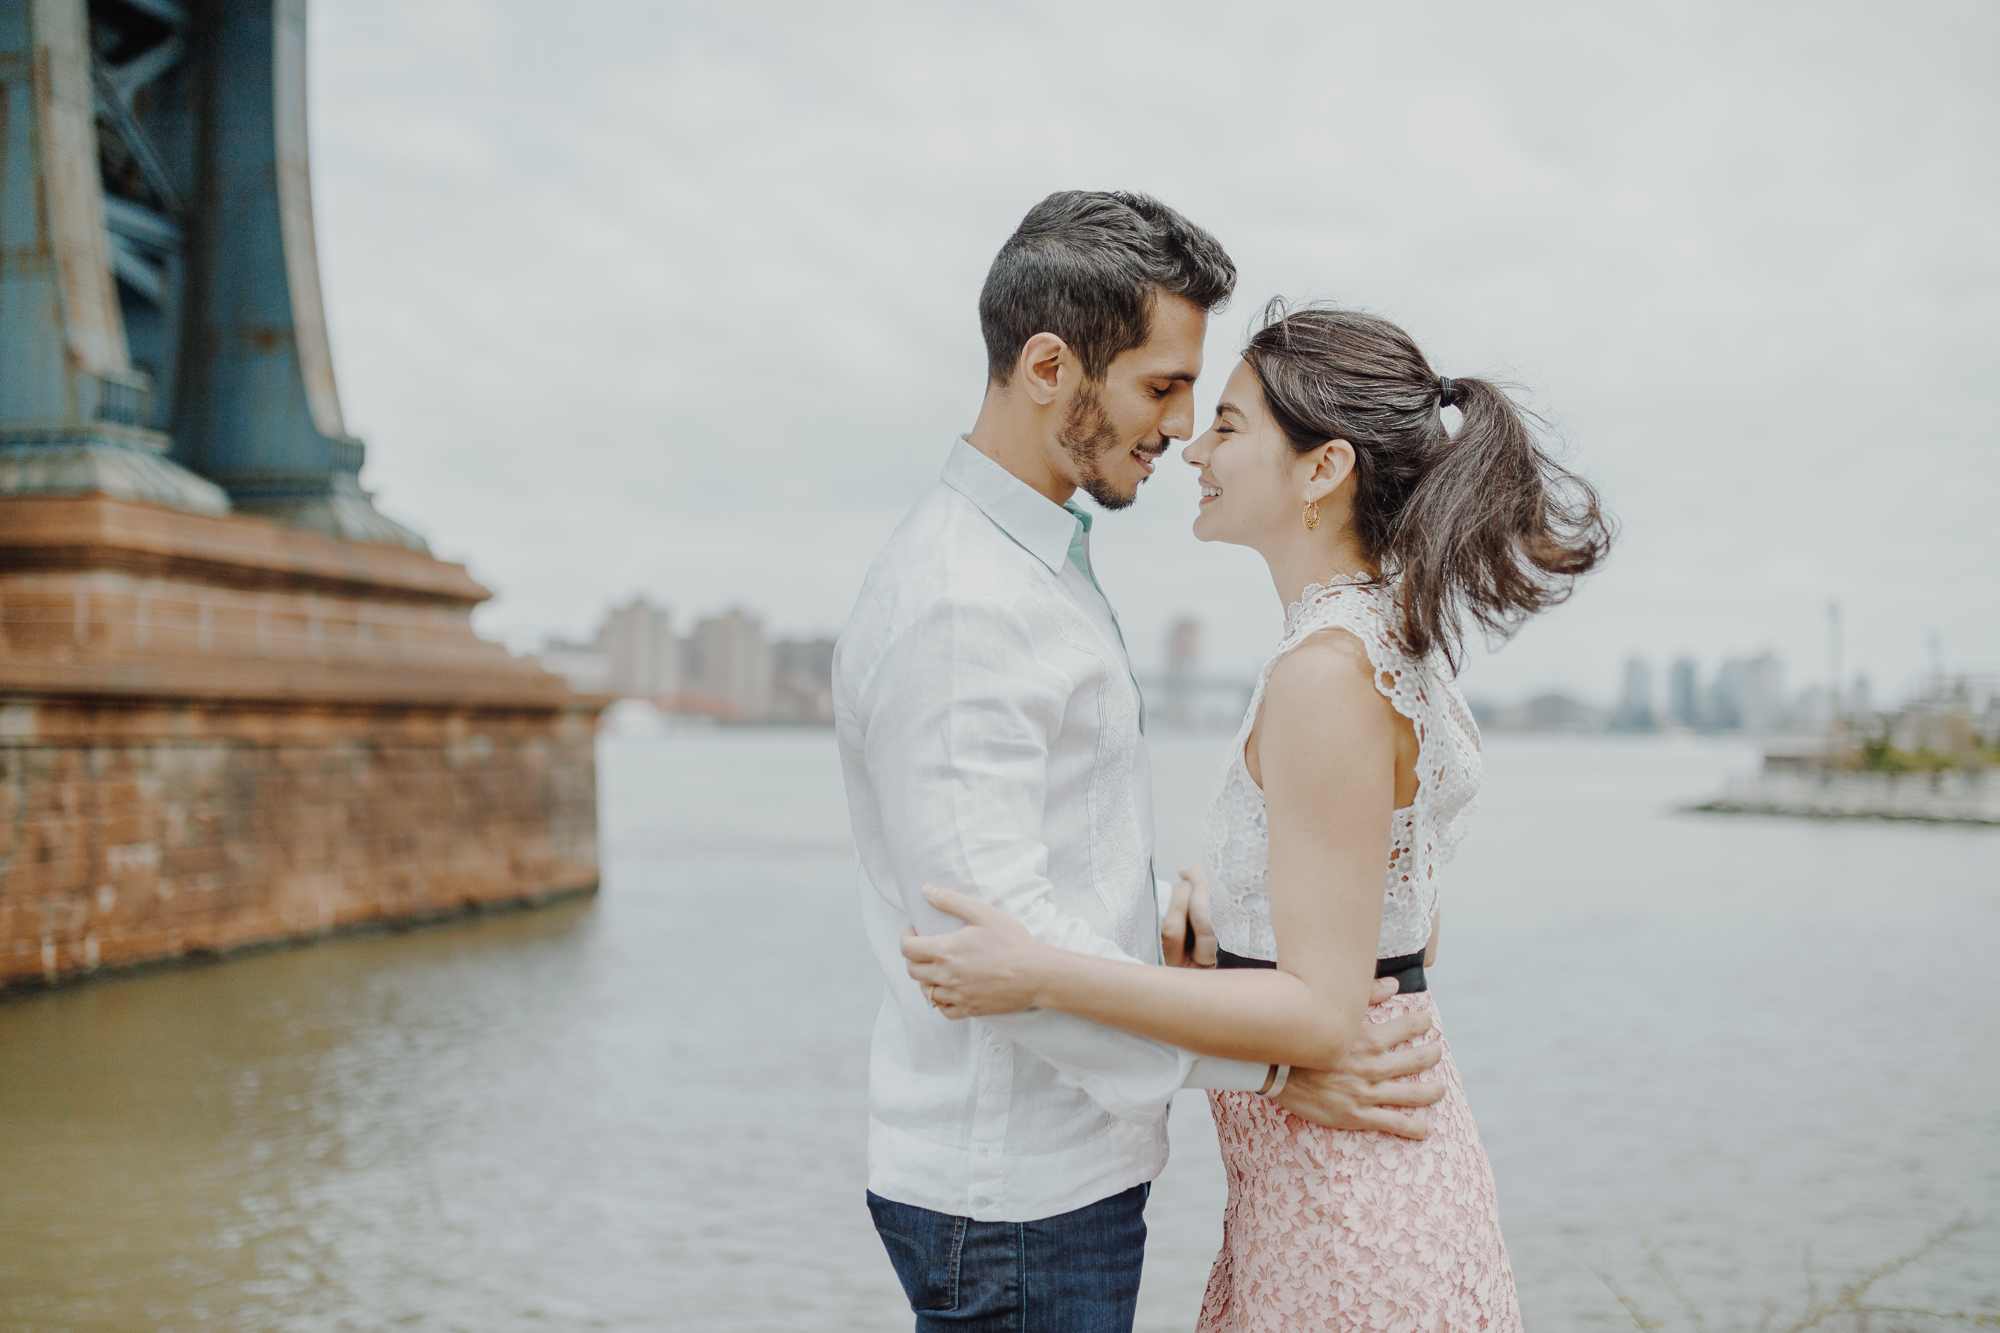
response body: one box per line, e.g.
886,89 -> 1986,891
833,191 -> 1444,1332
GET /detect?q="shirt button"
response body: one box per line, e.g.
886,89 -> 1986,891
988,1041 -> 1006,1055
974,1196 -> 992,1208
975,1143 -> 994,1158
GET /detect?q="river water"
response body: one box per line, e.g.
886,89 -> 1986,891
2,731 -> 1995,1331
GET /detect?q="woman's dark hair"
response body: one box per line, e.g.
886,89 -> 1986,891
979,190 -> 1237,384
1243,300 -> 1611,671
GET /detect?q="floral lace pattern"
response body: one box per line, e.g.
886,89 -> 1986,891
1198,993 -> 1523,1332
1205,577 -> 1483,961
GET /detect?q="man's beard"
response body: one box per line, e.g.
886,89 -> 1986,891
1058,383 -> 1154,512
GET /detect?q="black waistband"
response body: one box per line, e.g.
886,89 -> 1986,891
1215,947 -> 1427,994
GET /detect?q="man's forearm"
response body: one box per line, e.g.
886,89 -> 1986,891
977,1009 -> 1197,1124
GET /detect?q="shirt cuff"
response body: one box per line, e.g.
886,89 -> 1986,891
1182,1055 -> 1271,1093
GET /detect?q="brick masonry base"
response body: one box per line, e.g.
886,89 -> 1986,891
0,496 -> 605,989
0,697 -> 599,988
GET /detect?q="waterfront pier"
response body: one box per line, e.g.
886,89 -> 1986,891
1694,768 -> 1999,826
1689,673 -> 2000,827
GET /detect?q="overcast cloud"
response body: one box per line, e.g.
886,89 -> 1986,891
307,0 -> 1998,705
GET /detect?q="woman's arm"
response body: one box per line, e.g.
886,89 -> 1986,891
904,630 -> 1398,1071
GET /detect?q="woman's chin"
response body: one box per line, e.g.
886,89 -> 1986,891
1191,513 -> 1235,545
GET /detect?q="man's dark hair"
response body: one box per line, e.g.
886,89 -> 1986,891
978,191 -> 1236,385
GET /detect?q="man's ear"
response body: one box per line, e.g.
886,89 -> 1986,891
1305,439 -> 1357,502
1018,333 -> 1069,407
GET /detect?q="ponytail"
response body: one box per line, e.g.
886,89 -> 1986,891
1387,376 -> 1608,670
1243,302 -> 1610,671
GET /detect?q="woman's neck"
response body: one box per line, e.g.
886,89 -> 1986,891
1263,532 -> 1378,610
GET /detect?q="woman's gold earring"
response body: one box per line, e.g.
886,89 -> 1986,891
1303,500 -> 1320,532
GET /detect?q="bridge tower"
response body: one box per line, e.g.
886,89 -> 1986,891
0,0 -> 601,989
0,0 -> 417,543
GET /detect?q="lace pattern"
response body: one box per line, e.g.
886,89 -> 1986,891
1197,993 -> 1524,1332
1204,577 -> 1483,961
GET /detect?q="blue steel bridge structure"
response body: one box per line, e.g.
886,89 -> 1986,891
0,0 -> 418,547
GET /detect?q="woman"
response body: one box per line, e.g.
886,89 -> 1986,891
900,302 -> 1609,1331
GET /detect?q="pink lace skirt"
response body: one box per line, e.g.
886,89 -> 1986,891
1198,992 -> 1524,1332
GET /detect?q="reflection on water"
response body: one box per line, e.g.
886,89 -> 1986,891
2,733 -> 1995,1331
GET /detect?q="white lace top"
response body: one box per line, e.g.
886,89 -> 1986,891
1205,576 -> 1483,962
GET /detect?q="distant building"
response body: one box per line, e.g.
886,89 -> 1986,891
1644,651 -> 1796,734
601,598 -> 678,698
1610,656 -> 1656,732
688,608 -> 774,720
1707,660 -> 1743,730
770,637 -> 836,725
1791,684 -> 1830,732
1133,616 -> 1259,731
1745,653 -> 1787,732
1885,673 -> 2000,755
536,596 -> 677,699
536,636 -> 614,695
539,599 -> 832,723
1849,673 -> 1875,724
1473,648 -> 1831,740
1668,657 -> 1700,729
1709,652 -> 1786,734
1468,693 -> 1606,734
1161,617 -> 1201,729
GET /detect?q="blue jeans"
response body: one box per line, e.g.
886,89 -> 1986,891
867,1184 -> 1150,1332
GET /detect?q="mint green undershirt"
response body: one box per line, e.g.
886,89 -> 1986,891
1063,502 -> 1146,734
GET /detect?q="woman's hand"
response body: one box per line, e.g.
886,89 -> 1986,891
1160,867 -> 1218,969
900,885 -> 1054,1019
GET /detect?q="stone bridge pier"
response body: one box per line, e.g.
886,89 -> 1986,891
0,0 -> 603,987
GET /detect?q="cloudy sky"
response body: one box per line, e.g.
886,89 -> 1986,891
307,0 -> 1997,705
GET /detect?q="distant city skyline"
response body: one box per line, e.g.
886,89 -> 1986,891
540,589 -> 1983,743
540,597 -> 833,724
510,566 -> 1988,712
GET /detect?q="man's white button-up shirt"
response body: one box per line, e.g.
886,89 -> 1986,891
834,438 -> 1266,1224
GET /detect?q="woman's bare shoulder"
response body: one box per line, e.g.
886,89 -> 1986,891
1261,628 -> 1390,726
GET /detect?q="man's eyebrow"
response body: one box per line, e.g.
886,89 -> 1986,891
1147,371 -> 1200,383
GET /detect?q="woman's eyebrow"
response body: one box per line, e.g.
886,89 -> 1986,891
1214,400 -> 1245,419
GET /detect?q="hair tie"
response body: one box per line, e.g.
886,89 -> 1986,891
1437,376 -> 1456,409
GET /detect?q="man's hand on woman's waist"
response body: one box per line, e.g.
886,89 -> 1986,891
1277,981 -> 1444,1139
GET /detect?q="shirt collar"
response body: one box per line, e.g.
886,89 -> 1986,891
941,436 -> 1084,576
